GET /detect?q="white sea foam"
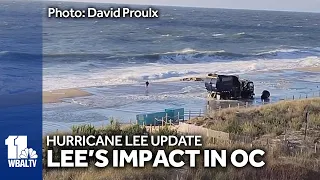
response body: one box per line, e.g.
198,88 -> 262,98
235,32 -> 246,35
161,48 -> 225,56
212,33 -> 224,37
172,48 -> 197,54
256,48 -> 318,59
43,56 -> 320,91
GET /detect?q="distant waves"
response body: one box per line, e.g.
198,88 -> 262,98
41,47 -> 320,64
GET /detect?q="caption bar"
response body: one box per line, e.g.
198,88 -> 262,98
46,135 -> 265,168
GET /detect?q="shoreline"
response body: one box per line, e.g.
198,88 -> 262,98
42,66 -> 319,104
295,66 -> 320,72
43,88 -> 91,103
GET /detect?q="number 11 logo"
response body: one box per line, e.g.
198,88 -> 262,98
5,135 -> 38,168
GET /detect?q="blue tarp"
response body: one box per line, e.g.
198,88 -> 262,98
165,108 -> 184,121
136,108 -> 184,125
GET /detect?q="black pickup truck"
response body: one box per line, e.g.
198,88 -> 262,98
204,74 -> 255,100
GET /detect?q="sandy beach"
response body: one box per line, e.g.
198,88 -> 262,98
43,88 -> 91,103
296,66 -> 320,72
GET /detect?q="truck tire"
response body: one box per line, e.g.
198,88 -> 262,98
261,90 -> 270,100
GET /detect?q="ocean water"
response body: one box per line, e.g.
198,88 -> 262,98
1,1 -> 320,133
41,2 -> 320,91
41,2 -> 320,90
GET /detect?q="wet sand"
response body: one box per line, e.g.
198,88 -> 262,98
296,66 -> 320,72
43,88 -> 91,103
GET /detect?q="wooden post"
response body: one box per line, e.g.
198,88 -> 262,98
162,117 -> 164,127
299,94 -> 301,99
166,113 -> 168,125
245,102 -> 248,108
189,110 -> 191,120
238,103 -> 240,108
199,109 -> 202,116
293,95 -> 294,100
304,111 -> 309,140
306,94 -> 308,99
228,104 -> 231,108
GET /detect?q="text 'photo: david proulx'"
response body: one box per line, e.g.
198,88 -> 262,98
1,0 -> 320,180
47,7 -> 160,18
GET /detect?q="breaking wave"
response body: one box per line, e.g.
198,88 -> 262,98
42,47 -> 320,64
2,47 -> 320,67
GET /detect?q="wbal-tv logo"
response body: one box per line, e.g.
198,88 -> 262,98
5,136 -> 38,168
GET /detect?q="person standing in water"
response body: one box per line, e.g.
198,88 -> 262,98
145,81 -> 150,95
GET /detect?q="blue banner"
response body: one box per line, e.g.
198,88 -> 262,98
0,1 -> 42,179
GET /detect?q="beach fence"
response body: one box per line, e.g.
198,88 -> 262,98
282,91 -> 320,101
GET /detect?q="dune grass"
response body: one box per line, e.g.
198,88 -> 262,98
191,98 -> 320,137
